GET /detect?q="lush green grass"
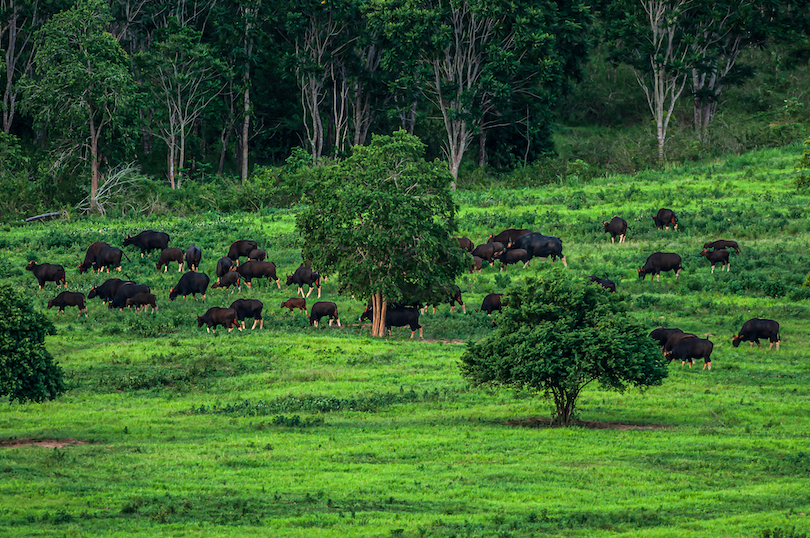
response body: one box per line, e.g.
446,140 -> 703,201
1,146 -> 810,537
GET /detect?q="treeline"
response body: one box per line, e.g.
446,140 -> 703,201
1,0 -> 810,217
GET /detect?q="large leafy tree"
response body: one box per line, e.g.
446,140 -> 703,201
0,283 -> 65,403
460,274 -> 668,425
297,130 -> 467,337
23,0 -> 134,212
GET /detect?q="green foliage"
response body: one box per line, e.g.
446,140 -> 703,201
22,0 -> 135,191
0,283 -> 65,403
297,130 -> 467,309
461,274 -> 668,424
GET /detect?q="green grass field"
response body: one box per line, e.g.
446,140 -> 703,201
1,145 -> 809,537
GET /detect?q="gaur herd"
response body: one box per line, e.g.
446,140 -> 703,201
26,208 -> 782,363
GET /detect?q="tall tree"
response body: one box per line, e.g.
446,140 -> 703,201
281,0 -> 353,160
371,0 -> 592,181
1,0 -> 35,134
23,0 -> 134,212
686,1 -> 810,138
460,275 -> 668,425
297,130 -> 466,337
608,0 -> 693,161
136,22 -> 226,189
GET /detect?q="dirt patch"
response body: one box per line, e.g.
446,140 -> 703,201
507,417 -> 670,431
0,438 -> 90,449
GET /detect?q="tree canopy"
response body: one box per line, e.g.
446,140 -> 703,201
297,129 -> 467,336
460,273 -> 668,424
0,283 -> 66,403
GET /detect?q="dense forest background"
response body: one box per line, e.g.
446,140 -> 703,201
2,0 -> 810,218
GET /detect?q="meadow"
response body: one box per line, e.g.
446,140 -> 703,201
1,145 -> 809,537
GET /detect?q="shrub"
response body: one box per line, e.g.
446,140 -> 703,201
0,283 -> 66,403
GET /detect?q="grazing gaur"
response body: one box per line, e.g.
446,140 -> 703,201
494,248 -> 530,271
125,292 -> 158,313
603,216 -> 628,244
309,301 -> 341,328
48,292 -> 87,317
248,248 -> 267,262
511,233 -> 566,266
123,230 -> 170,257
589,276 -> 616,293
79,241 -> 110,273
92,246 -> 124,273
25,261 -> 66,289
280,297 -> 307,315
211,271 -> 240,292
230,299 -> 264,330
700,248 -> 730,273
237,261 -> 281,289
638,252 -> 683,281
197,307 -> 239,333
88,278 -> 134,303
156,248 -> 185,272
649,327 -> 683,349
185,245 -> 202,272
215,256 -> 236,279
421,284 -> 465,314
478,293 -> 503,315
286,264 -> 321,298
653,208 -> 678,230
109,283 -> 150,310
470,255 -> 484,274
732,318 -> 780,350
226,240 -> 258,265
471,243 -> 499,262
169,271 -> 210,300
454,237 -> 474,252
488,228 -> 531,247
663,331 -> 697,354
703,239 -> 740,254
359,304 -> 423,339
667,336 -> 713,370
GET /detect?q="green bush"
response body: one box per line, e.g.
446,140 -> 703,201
0,283 -> 66,403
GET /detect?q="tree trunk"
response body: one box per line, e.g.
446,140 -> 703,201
167,133 -> 176,189
478,127 -> 487,167
241,74 -> 250,184
89,114 -> 101,214
371,293 -> 387,337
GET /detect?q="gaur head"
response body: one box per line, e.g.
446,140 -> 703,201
47,299 -> 54,309
285,274 -> 294,286
88,287 -> 98,299
732,334 -> 742,348
169,287 -> 178,301
25,261 -> 36,271
699,249 -> 710,257
197,316 -> 204,328
637,268 -> 647,280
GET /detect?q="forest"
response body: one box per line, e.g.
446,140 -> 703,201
3,0 -> 810,219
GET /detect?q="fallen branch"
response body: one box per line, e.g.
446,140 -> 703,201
25,211 -> 64,222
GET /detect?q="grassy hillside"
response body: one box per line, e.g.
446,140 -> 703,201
1,145 -> 809,537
